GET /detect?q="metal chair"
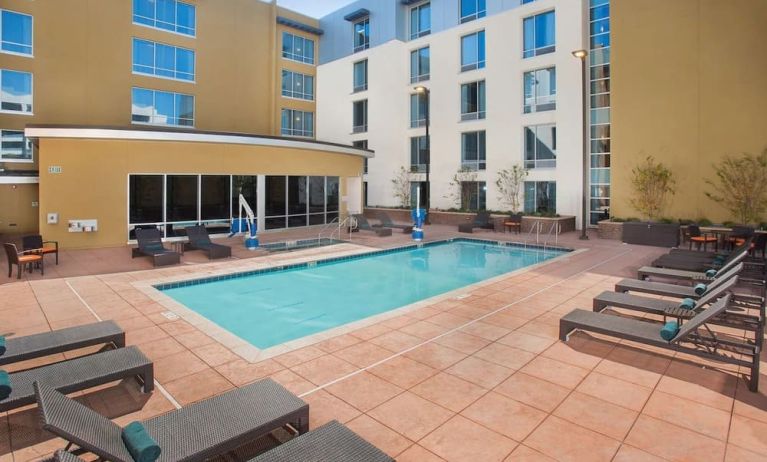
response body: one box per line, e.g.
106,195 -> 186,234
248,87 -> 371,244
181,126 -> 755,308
4,243 -> 43,279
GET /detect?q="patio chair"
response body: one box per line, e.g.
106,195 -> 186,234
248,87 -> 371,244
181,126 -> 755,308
0,320 -> 124,367
638,247 -> 748,282
458,211 -> 493,233
373,211 -> 413,233
131,228 -> 181,267
651,238 -> 754,271
22,235 -> 59,265
615,263 -> 743,299
686,225 -> 717,251
352,214 -> 392,237
35,378 -> 309,462
560,294 -> 761,391
183,225 -> 232,259
503,213 -> 523,234
4,243 -> 43,279
727,225 -> 754,250
249,420 -> 394,462
1,346 -> 152,412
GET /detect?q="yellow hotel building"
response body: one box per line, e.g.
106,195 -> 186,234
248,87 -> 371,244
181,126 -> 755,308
0,0 -> 369,248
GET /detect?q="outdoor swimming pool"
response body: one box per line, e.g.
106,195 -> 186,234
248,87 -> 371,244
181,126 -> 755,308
159,239 -> 568,349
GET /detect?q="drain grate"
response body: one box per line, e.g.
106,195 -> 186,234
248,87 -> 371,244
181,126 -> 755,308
161,311 -> 179,320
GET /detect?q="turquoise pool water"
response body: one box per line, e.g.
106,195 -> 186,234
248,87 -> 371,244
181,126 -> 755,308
160,240 -> 567,349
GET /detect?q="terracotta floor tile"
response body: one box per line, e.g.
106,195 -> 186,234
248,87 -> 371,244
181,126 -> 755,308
725,444 -> 767,462
290,354 -> 358,386
368,392 -> 454,441
525,416 -> 621,462
272,346 -> 325,368
519,356 -> 590,389
474,343 -> 537,371
495,372 -> 570,413
404,343 -> 468,370
733,379 -> 767,424
326,371 -> 403,412
192,342 -> 240,367
497,332 -> 555,354
399,320 -> 450,339
576,372 -> 652,412
301,389 -> 361,428
427,312 -> 472,329
162,368 -> 233,405
541,337 -> 612,370
314,334 -> 362,353
346,414 -> 413,457
381,315 -> 417,330
504,445 -> 557,461
611,445 -> 666,462
447,356 -> 513,389
625,415 -> 726,461
268,369 -> 316,395
153,350 -> 209,383
368,355 -> 438,389
125,325 -> 169,345
459,321 -> 510,341
368,330 -> 426,352
553,391 -> 638,441
656,364 -> 736,412
173,330 -> 216,350
434,331 -> 491,355
397,444 -> 447,462
333,341 -> 394,368
462,392 -> 546,442
215,359 -> 283,386
350,323 -> 392,341
728,415 -> 767,456
420,415 -> 518,462
642,390 -> 731,441
411,372 -> 487,413
137,336 -> 186,361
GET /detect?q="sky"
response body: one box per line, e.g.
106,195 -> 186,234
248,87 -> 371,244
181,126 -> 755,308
277,0 -> 355,18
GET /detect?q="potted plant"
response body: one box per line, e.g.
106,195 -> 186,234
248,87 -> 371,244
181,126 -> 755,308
705,149 -> 767,226
622,156 -> 679,246
390,165 -> 412,208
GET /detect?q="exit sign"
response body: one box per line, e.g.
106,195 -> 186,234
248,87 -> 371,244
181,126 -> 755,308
48,166 -> 62,174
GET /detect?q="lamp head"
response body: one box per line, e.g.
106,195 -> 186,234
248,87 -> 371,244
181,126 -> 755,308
571,49 -> 588,59
414,85 -> 429,94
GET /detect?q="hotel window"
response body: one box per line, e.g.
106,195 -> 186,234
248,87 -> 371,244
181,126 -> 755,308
461,181 -> 486,211
524,124 -> 556,168
461,131 -> 486,171
133,0 -> 196,36
131,88 -> 194,127
353,60 -> 368,92
352,100 -> 368,133
132,38 -> 195,82
524,181 -> 556,214
523,11 -> 555,58
410,136 -> 427,173
460,80 -> 485,121
523,67 -> 556,113
409,2 -> 431,40
0,129 -> 32,162
460,30 -> 485,72
1,10 -> 32,56
282,32 -> 315,65
460,0 -> 486,23
281,109 -> 314,137
410,46 -> 430,83
410,92 -> 428,128
353,18 -> 370,53
281,70 -> 314,100
0,69 -> 32,114
522,0 -> 537,4
353,140 -> 368,173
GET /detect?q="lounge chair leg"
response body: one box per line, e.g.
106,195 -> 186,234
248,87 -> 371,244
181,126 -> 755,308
140,366 -> 155,393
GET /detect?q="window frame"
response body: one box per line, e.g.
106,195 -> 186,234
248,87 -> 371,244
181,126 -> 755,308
461,181 -> 486,211
523,66 -> 556,113
132,0 -> 196,38
409,2 -> 431,40
0,129 -> 32,163
523,10 -> 556,58
282,31 -> 315,65
461,131 -> 486,171
0,9 -> 33,57
0,69 -> 33,115
132,38 -> 196,83
131,87 -> 195,128
524,124 -> 557,169
352,99 -> 368,133
353,59 -> 368,92
409,92 -> 428,128
460,0 -> 487,24
410,46 -> 430,83
281,108 -> 314,138
353,17 -> 370,53
460,30 -> 485,72
353,140 -> 369,174
524,181 -> 557,214
410,136 -> 428,173
460,80 -> 486,121
281,69 -> 314,101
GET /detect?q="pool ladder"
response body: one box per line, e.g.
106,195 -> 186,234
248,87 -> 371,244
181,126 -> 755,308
523,221 -> 560,252
318,215 -> 356,243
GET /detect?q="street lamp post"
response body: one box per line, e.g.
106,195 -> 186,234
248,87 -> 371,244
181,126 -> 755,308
572,49 -> 589,240
414,85 -> 430,224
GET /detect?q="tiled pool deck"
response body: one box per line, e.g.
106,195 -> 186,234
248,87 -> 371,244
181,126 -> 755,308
0,226 -> 765,461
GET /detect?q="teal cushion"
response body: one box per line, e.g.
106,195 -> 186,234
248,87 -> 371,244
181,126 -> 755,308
679,298 -> 696,310
0,335 -> 5,356
713,256 -> 725,265
693,283 -> 707,295
705,269 -> 717,278
0,370 -> 11,401
121,422 -> 161,462
660,321 -> 680,341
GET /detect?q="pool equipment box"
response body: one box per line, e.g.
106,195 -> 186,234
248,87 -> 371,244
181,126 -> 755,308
68,219 -> 98,232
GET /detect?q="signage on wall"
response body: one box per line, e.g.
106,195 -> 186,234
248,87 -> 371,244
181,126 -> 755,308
48,166 -> 63,174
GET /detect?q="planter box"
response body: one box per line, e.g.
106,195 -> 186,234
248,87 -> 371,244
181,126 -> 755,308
622,222 -> 680,247
520,216 -> 576,234
598,220 -> 623,240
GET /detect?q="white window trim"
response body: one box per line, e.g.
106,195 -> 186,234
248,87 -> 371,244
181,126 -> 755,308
0,69 -> 33,116
524,124 -> 557,169
281,69 -> 314,101
409,2 -> 431,41
460,80 -> 486,121
132,0 -> 197,38
353,18 -> 370,53
460,30 -> 485,72
131,87 -> 196,129
131,38 -> 196,83
0,9 -> 33,58
352,59 -> 368,92
522,66 -> 556,114
281,109 -> 315,138
522,9 -> 556,58
410,46 -> 430,83
459,0 -> 487,24
0,129 -> 33,163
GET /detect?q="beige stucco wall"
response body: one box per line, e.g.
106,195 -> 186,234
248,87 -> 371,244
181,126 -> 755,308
0,183 -> 39,235
37,137 -> 364,249
610,0 -> 767,222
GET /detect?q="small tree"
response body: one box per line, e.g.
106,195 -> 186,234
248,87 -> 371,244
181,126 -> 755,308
445,167 -> 478,210
496,164 -> 528,213
705,150 -> 767,225
390,165 -> 411,208
629,156 -> 676,221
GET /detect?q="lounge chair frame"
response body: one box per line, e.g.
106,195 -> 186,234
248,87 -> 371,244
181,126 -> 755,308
131,228 -> 181,267
183,225 -> 232,259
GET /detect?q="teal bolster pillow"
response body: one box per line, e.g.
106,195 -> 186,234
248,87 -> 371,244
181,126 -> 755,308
713,257 -> 725,265
679,298 -> 696,310
693,283 -> 707,295
0,370 -> 11,400
705,269 -> 717,278
0,336 -> 5,356
121,422 -> 161,462
660,321 -> 680,341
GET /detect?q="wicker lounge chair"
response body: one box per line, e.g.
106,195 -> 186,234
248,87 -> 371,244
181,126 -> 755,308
560,294 -> 761,391
131,228 -> 181,267
458,211 -> 494,233
1,346 -> 152,412
638,248 -> 747,282
22,235 -> 59,265
249,420 -> 394,462
0,320 -> 124,367
652,239 -> 752,271
353,215 -> 392,237
183,225 -> 232,259
36,378 -> 309,462
615,263 -> 743,298
4,243 -> 43,279
373,211 -> 412,233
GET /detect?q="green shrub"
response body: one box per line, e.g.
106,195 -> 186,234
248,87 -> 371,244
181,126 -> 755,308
723,220 -> 736,227
610,217 -> 626,223
625,217 -> 641,222
696,218 -> 713,226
